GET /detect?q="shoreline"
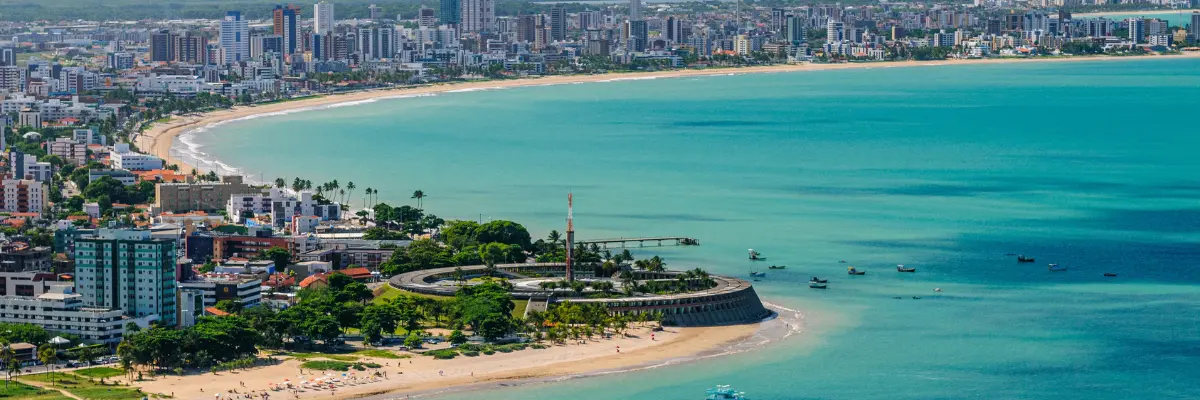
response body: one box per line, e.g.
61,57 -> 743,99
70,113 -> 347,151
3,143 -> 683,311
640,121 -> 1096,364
1070,8 -> 1198,17
135,52 -> 1200,176
129,306 -> 802,400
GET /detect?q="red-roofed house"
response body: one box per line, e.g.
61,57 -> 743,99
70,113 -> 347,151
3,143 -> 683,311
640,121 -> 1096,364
263,273 -> 296,291
340,267 -> 375,283
298,273 -> 329,290
205,307 -> 230,316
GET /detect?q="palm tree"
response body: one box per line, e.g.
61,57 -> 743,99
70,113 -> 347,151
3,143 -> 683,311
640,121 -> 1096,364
364,188 -> 373,208
547,230 -> 562,248
38,346 -> 57,383
1,345 -> 17,389
274,177 -> 286,188
346,182 -> 355,204
411,190 -> 426,210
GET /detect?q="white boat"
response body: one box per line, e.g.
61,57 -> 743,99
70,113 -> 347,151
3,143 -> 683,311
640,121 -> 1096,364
706,385 -> 749,400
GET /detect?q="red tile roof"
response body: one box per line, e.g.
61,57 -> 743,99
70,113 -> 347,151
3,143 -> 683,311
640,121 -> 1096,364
298,273 -> 328,289
340,267 -> 373,280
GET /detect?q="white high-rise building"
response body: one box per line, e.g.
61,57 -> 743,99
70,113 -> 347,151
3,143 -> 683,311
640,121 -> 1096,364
314,1 -> 335,35
460,0 -> 495,33
827,20 -> 845,42
630,0 -> 641,21
220,11 -> 249,64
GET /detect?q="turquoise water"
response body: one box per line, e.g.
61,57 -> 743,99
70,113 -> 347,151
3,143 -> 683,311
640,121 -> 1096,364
1083,10 -> 1197,26
184,58 -> 1200,399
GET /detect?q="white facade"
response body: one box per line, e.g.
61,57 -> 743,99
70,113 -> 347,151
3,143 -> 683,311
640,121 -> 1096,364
50,138 -> 88,165
461,0 -> 496,33
1,178 -> 47,213
178,276 -> 263,310
111,143 -> 164,171
227,188 -> 342,228
0,286 -> 138,344
136,75 -> 205,95
315,1 -> 335,35
220,11 -> 250,65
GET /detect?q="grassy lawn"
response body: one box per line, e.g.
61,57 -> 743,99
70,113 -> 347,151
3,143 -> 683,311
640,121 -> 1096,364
376,285 -> 529,319
20,372 -> 149,400
73,367 -> 124,379
286,352 -> 359,362
299,360 -> 381,372
352,349 -> 403,359
0,380 -> 73,400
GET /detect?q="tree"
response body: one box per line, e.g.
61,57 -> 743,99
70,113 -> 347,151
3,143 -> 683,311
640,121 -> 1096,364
480,242 -> 509,276
215,299 -> 244,314
274,178 -> 286,188
411,190 -> 425,210
262,246 -> 292,269
38,346 -> 57,383
403,332 -> 422,349
1,345 -> 17,389
340,282 -> 373,304
449,329 -> 467,345
474,220 -> 532,250
477,313 -> 512,342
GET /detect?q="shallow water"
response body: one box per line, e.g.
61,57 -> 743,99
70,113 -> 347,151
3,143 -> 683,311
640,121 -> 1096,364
189,58 -> 1200,399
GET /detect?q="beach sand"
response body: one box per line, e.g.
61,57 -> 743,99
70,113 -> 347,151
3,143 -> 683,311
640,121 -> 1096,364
1069,8 -> 1198,17
130,324 -> 762,400
135,52 -> 1200,176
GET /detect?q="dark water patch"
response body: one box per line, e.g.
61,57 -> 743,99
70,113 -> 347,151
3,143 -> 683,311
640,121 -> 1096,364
880,183 -> 1014,197
663,120 -> 772,128
593,212 -> 733,223
839,239 -> 958,252
1060,208 -> 1200,234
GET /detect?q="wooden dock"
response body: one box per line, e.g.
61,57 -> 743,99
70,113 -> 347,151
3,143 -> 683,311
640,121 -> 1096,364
576,236 -> 699,248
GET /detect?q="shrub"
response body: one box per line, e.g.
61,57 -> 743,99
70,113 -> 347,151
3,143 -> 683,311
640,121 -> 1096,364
462,350 -> 480,357
424,349 -> 458,360
482,350 -> 495,355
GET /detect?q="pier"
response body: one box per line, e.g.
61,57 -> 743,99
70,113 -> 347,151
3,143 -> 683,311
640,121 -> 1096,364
576,236 -> 699,248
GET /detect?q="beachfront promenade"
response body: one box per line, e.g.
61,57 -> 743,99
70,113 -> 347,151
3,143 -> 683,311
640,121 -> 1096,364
389,263 -> 772,326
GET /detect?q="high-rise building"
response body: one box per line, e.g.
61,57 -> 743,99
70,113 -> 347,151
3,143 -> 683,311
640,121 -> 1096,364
461,0 -> 495,33
629,0 -> 641,21
579,12 -> 595,31
315,1 -> 335,35
1127,18 -> 1144,42
369,4 -> 382,20
440,0 -> 461,25
150,30 -> 175,62
418,6 -> 438,28
74,229 -> 178,327
0,178 -> 47,213
517,14 -> 542,43
220,11 -> 249,65
666,16 -> 683,43
173,33 -> 208,64
1191,12 -> 1200,42
628,19 -> 648,52
357,25 -> 396,60
0,48 -> 15,66
273,4 -> 302,55
550,5 -> 567,42
826,20 -> 845,42
786,16 -> 806,45
107,52 -> 135,70
770,8 -> 786,34
311,33 -> 326,61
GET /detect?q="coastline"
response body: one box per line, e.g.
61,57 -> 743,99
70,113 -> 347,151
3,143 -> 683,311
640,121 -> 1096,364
135,52 -> 1200,176
130,309 -> 800,400
1070,8 -> 1198,17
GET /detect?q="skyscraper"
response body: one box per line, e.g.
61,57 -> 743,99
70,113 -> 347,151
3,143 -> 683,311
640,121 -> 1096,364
461,0 -> 495,33
418,6 -> 438,28
786,16 -> 806,45
440,0 -> 461,26
357,25 -> 396,60
173,33 -> 208,64
150,30 -> 175,62
826,20 -> 844,42
1127,18 -> 1144,42
628,19 -> 647,52
74,229 -> 178,327
770,8 -> 786,34
629,0 -> 641,21
369,4 -> 382,20
273,4 -> 301,55
314,1 -> 335,35
666,16 -> 682,43
220,11 -> 249,65
1191,12 -> 1200,42
550,5 -> 567,42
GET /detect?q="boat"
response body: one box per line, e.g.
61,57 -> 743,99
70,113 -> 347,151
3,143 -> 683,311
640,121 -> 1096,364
705,385 -> 749,400
1017,255 -> 1035,263
1004,253 -> 1018,256
838,260 -> 847,263
897,264 -> 916,272
1048,264 -> 1067,272
768,265 -> 786,270
1104,273 -> 1118,277
847,267 -> 866,275
748,249 -> 766,261
809,277 -> 828,283
809,282 -> 827,289
749,271 -> 766,278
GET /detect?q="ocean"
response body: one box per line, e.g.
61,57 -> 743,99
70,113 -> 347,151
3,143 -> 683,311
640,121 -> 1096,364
180,58 -> 1200,399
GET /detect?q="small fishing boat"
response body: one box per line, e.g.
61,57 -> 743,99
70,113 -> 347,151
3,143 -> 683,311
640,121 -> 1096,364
1048,264 -> 1067,272
749,271 -> 766,278
809,282 -> 828,289
809,277 -> 828,283
705,385 -> 749,400
1017,255 -> 1035,263
768,265 -> 786,270
1104,273 -> 1118,277
838,260 -> 847,263
748,249 -> 766,261
1004,253 -> 1018,256
847,267 -> 866,275
897,264 -> 916,272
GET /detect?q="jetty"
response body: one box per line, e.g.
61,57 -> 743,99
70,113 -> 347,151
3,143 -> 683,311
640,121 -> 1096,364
576,236 -> 699,248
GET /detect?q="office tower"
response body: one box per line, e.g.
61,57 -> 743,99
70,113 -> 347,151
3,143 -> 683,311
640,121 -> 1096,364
629,0 -> 641,21
369,4 -> 382,20
0,48 -> 14,66
440,0 -> 461,25
220,11 -> 249,65
273,4 -> 301,55
74,229 -> 178,326
579,12 -> 594,31
357,25 -> 396,60
786,16 -> 806,45
770,8 -> 786,34
150,30 -> 175,61
461,0 -> 495,33
312,33 -> 326,61
550,5 -> 567,42
826,20 -> 844,42
419,6 -> 437,28
665,16 -> 680,43
517,14 -> 541,43
1191,12 -> 1200,42
314,1 -> 335,35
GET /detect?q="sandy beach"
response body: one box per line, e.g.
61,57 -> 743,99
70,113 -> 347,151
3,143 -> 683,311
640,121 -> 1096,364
129,323 -> 775,400
1069,8 -> 1198,17
135,52 -> 1200,176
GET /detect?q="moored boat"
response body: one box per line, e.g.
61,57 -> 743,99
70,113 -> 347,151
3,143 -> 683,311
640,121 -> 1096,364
847,267 -> 866,275
748,249 -> 766,261
1048,264 -> 1067,272
1104,272 -> 1117,277
809,282 -> 828,289
768,265 -> 786,269
897,264 -> 916,272
749,271 -> 766,278
809,277 -> 828,283
705,385 -> 749,400
1017,255 -> 1035,263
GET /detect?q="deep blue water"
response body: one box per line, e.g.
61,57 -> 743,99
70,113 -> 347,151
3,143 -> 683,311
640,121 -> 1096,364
183,57 -> 1200,399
